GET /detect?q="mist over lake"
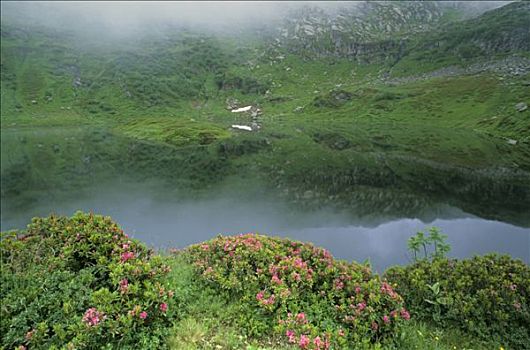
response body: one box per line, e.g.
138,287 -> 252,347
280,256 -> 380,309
2,180 -> 528,272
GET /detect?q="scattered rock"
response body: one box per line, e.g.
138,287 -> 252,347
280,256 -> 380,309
31,100 -> 37,104
507,139 -> 518,145
515,102 -> 528,112
294,106 -> 304,113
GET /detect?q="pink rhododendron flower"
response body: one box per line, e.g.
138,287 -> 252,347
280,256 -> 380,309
313,336 -> 323,348
256,291 -> 264,301
160,303 -> 168,312
355,286 -> 361,294
120,251 -> 135,262
271,274 -> 282,285
299,335 -> 310,349
371,322 -> 379,331
400,308 -> 411,320
357,302 -> 366,311
82,308 -> 105,326
139,311 -> 148,319
296,312 -> 306,322
383,315 -> 390,324
334,279 -> 344,290
286,330 -> 296,343
119,278 -> 129,293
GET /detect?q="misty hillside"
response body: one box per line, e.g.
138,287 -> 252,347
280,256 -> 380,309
1,1 -> 530,225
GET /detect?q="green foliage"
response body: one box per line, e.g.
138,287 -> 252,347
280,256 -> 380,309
385,254 -> 530,349
312,89 -> 353,108
185,234 -> 410,349
407,227 -> 450,262
0,212 -> 176,349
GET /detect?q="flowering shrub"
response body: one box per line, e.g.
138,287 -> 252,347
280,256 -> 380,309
385,254 -> 530,349
186,233 -> 409,348
1,212 -> 176,349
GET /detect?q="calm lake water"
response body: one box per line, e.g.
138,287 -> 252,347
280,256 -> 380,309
2,185 -> 528,272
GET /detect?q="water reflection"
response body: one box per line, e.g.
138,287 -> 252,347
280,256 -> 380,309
2,187 -> 527,272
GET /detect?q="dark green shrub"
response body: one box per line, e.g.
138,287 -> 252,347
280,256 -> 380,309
312,89 -> 353,108
1,212 -> 176,349
185,234 -> 410,349
385,254 -> 530,349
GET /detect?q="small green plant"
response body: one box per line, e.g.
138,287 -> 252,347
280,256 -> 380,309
407,227 -> 451,262
424,282 -> 453,322
385,254 -> 530,349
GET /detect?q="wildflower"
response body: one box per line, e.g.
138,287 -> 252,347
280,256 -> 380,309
383,315 -> 390,324
313,336 -> 323,349
355,286 -> 361,294
334,279 -> 344,290
400,308 -> 411,320
299,335 -> 310,349
160,303 -> 168,312
120,251 -> 135,262
286,330 -> 296,343
139,311 -> 148,319
510,284 -> 517,291
296,312 -> 306,322
119,278 -> 129,293
371,322 -> 379,331
82,308 -> 105,326
338,328 -> 345,337
271,274 -> 282,285
357,302 -> 366,311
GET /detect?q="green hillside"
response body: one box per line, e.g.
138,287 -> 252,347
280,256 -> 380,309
1,2 -> 530,225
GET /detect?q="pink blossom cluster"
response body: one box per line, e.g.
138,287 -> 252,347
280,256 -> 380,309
82,308 -> 105,326
119,278 -> 129,294
380,282 -> 399,299
282,313 -> 331,350
256,290 -> 276,306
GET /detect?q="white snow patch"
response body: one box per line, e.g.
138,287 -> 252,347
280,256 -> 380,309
232,106 -> 252,113
231,125 -> 253,131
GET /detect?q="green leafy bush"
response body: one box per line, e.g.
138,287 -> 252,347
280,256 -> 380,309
385,254 -> 530,349
185,234 -> 410,349
1,212 -> 176,349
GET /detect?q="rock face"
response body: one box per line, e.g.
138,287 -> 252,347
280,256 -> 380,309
268,2 -> 530,63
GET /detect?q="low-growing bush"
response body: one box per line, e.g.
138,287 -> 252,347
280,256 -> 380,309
385,254 -> 530,349
185,234 -> 410,349
1,212 -> 176,349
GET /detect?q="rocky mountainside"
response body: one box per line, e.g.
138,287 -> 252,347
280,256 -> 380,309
269,1 -> 529,64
